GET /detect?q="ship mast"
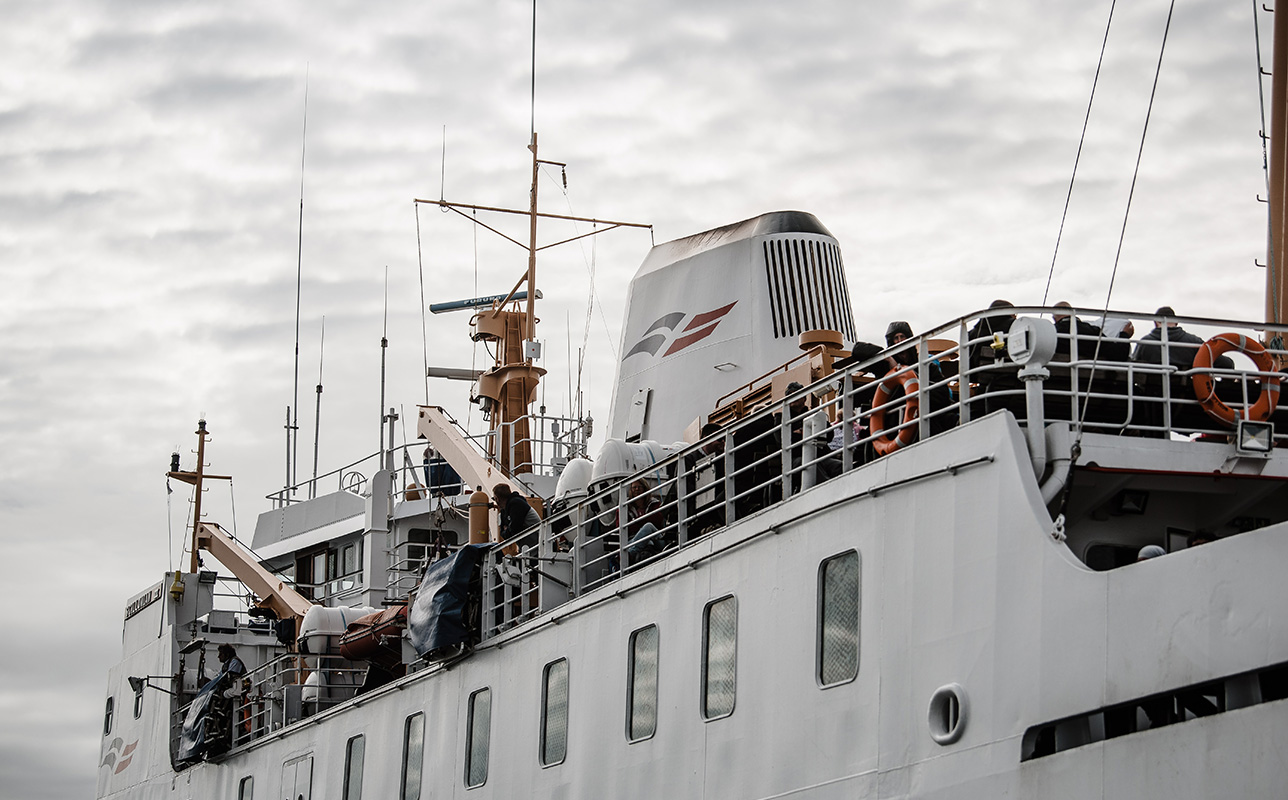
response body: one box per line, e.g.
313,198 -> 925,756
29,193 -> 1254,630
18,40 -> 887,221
415,137 -> 650,475
167,419 -> 231,573
1268,3 -> 1288,327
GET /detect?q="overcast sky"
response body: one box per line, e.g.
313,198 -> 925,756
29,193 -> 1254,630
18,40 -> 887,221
0,0 -> 1275,795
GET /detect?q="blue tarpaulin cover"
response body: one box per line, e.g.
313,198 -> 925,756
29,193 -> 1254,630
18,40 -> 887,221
407,544 -> 488,658
175,678 -> 218,761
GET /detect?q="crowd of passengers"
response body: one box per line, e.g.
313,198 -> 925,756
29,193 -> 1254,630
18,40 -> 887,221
963,301 -> 1248,431
489,303 -> 1275,574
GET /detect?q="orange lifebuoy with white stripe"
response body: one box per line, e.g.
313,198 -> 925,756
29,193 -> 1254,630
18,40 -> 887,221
1192,333 -> 1280,426
870,369 -> 919,455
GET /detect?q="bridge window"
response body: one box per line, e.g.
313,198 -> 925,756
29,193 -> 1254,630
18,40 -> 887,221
627,625 -> 660,742
702,596 -> 737,720
465,688 -> 491,788
818,550 -> 860,687
541,659 -> 569,766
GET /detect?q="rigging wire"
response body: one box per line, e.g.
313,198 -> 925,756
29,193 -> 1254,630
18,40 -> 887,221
1042,0 -> 1118,305
1069,0 -> 1179,466
228,477 -> 239,542
538,162 -> 619,361
467,209 -> 480,430
1253,0 -> 1281,328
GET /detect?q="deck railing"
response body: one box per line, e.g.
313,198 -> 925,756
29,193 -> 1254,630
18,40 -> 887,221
474,306 -> 1286,636
195,306 -> 1283,754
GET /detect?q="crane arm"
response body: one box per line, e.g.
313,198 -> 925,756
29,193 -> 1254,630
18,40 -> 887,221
195,522 -> 314,622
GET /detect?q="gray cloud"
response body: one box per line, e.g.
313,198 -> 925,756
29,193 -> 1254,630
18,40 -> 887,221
0,0 -> 1275,796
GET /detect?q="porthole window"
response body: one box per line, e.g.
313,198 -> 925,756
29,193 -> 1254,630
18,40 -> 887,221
541,659 -> 569,766
401,713 -> 424,800
928,683 -> 968,745
103,696 -> 114,736
465,688 -> 491,788
627,625 -> 660,742
702,595 -> 737,720
817,550 -> 860,687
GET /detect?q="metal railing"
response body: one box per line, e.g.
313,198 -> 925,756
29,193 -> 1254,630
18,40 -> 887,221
171,651 -> 367,760
497,412 -> 591,476
202,306 -> 1283,748
471,306 -> 1286,637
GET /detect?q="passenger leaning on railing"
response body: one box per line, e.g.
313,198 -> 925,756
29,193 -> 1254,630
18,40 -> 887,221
1131,306 -> 1206,370
492,483 -> 541,549
883,321 -> 957,437
783,381 -> 841,491
1052,302 -> 1102,361
624,480 -> 667,560
966,301 -> 1020,419
1130,306 -> 1232,435
211,645 -> 247,750
685,422 -> 727,537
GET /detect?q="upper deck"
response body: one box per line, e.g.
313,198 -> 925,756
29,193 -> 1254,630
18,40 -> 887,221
137,305 -> 1288,764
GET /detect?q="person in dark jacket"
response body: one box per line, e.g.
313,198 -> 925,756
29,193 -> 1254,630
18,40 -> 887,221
967,300 -> 1016,372
492,483 -> 540,547
885,320 -> 916,366
1132,306 -> 1205,370
883,320 -> 957,435
966,301 -> 1020,418
216,644 -> 246,684
1052,302 -> 1103,361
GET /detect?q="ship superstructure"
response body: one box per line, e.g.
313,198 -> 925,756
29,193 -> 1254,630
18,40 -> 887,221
99,261 -> 1288,798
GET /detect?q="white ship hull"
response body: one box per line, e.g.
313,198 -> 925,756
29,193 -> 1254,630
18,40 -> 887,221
100,411 -> 1288,798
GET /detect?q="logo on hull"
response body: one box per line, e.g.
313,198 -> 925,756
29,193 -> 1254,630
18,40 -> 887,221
100,737 -> 139,774
625,301 -> 737,360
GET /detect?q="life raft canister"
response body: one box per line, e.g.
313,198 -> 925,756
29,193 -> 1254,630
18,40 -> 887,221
1191,333 -> 1280,426
870,368 -> 920,456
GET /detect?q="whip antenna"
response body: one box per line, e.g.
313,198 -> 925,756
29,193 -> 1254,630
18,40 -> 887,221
289,68 -> 309,496
310,317 -> 325,499
530,0 -> 537,139
380,267 -> 389,458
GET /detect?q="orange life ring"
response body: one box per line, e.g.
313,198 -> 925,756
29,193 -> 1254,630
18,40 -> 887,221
1191,333 -> 1280,426
870,369 -> 920,455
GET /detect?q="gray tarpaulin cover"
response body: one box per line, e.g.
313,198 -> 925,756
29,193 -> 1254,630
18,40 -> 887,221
407,544 -> 488,658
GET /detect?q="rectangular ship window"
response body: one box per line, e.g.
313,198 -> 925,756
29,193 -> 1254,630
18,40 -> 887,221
627,625 -> 660,742
465,688 -> 491,788
541,659 -> 570,766
401,713 -> 424,800
343,734 -> 365,800
281,755 -> 312,800
237,775 -> 253,800
702,596 -> 737,720
818,550 -> 861,686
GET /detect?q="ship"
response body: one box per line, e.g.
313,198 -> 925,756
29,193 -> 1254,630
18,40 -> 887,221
98,14 -> 1288,800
